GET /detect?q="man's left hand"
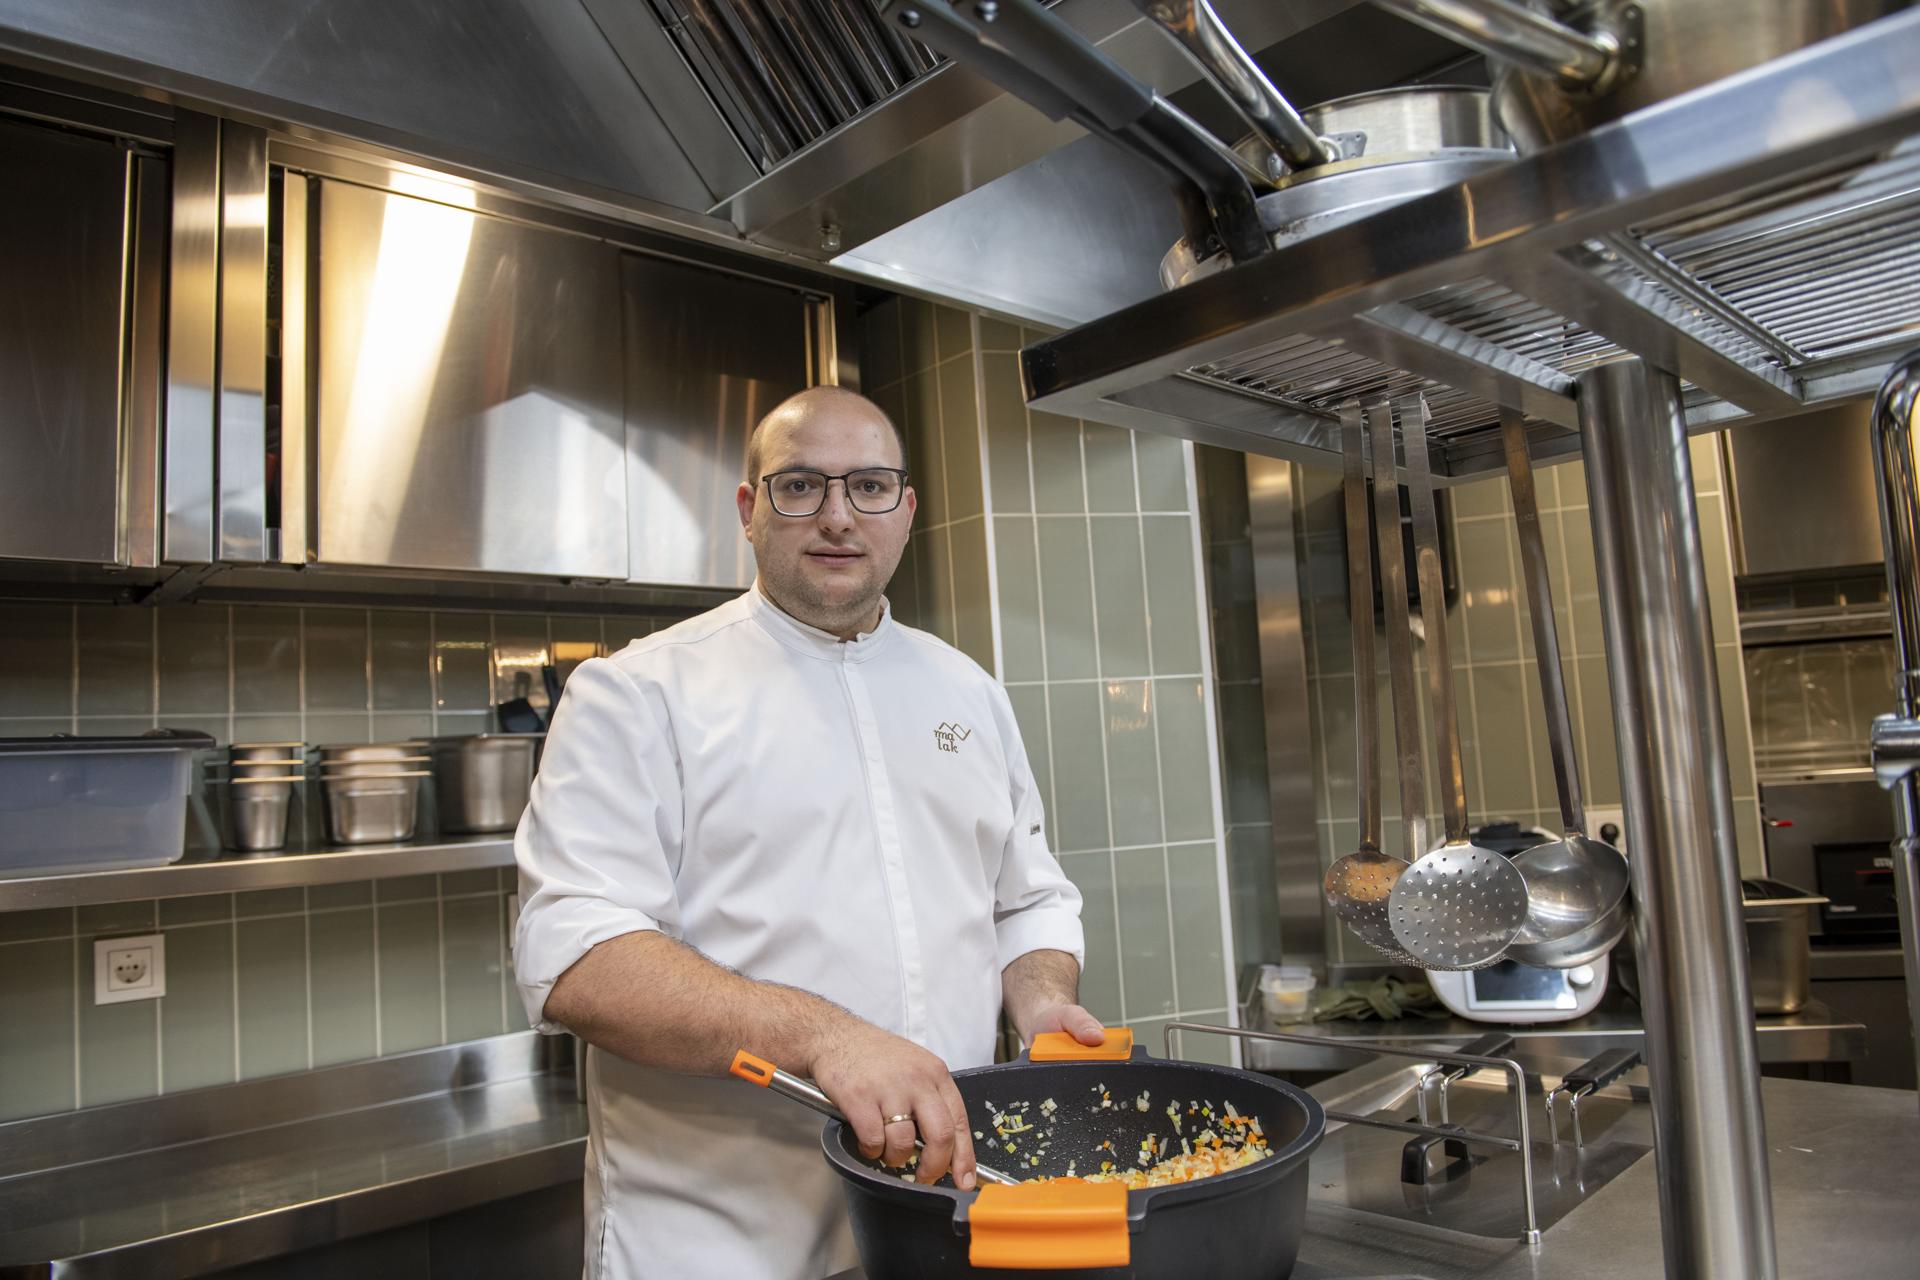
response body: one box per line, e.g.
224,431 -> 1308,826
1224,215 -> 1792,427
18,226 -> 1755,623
1024,1001 -> 1106,1046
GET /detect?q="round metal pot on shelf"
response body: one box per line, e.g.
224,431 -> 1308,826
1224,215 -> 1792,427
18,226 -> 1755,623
1160,86 -> 1516,288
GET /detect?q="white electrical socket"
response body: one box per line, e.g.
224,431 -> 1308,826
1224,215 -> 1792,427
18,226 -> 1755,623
94,933 -> 166,1005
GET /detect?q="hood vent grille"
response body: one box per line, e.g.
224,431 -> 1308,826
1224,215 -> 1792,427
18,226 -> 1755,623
649,0 -> 940,171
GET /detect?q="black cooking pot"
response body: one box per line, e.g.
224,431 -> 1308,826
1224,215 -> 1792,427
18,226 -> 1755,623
821,1035 -> 1325,1278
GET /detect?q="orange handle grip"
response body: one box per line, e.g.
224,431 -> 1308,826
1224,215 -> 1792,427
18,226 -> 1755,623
969,1180 -> 1129,1269
1029,1027 -> 1133,1062
729,1049 -> 776,1086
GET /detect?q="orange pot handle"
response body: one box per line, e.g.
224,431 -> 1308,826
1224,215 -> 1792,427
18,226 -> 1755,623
1029,1027 -> 1134,1062
969,1180 -> 1129,1269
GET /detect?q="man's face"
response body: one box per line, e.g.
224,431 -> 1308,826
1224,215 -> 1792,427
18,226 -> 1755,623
736,401 -> 915,636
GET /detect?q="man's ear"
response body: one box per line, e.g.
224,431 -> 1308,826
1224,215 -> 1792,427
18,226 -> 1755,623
735,481 -> 756,542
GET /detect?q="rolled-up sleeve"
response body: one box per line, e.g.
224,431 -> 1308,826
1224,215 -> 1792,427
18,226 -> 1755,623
512,657 -> 683,1032
987,685 -> 1085,972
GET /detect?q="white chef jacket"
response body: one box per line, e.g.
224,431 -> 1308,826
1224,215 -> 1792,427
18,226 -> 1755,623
512,583 -> 1086,1280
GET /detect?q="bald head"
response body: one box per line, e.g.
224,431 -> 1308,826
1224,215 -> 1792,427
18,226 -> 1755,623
745,386 -> 905,483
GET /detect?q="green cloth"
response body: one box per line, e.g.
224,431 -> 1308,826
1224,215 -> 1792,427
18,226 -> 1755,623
1313,973 -> 1446,1022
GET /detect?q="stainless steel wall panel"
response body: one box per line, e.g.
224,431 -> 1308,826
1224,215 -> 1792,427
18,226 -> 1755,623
311,178 -> 627,580
621,253 -> 812,589
218,121 -> 270,562
0,115 -> 129,565
279,171 -> 312,565
164,111 -> 220,564
121,153 -> 168,569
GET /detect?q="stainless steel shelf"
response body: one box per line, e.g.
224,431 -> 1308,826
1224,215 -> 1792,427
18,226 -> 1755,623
1020,9 -> 1920,480
0,835 -> 516,911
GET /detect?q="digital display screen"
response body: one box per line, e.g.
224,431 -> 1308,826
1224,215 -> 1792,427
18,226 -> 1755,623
1469,959 -> 1576,1009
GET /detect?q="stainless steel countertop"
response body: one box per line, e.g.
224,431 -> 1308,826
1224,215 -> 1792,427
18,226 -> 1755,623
1290,1065 -> 1920,1279
828,1068 -> 1920,1279
0,1036 -> 586,1278
1230,999 -> 1865,1074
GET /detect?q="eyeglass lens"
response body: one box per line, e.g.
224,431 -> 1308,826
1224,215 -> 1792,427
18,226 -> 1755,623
766,470 -> 904,516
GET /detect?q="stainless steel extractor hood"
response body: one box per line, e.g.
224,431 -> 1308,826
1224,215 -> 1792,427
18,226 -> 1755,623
0,0 -> 1366,288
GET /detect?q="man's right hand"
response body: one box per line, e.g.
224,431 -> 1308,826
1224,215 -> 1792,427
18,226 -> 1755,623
810,1020 -> 979,1191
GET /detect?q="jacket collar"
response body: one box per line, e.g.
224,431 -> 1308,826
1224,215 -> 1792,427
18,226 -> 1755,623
746,580 -> 894,662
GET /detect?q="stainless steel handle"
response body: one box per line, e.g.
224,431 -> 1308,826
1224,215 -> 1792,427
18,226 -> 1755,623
1868,348 -> 1920,1102
1369,0 -> 1620,88
1341,408 -> 1383,854
1132,0 -> 1332,170
884,0 -> 1270,263
1400,395 -> 1471,844
1367,401 -> 1429,859
1499,408 -> 1588,836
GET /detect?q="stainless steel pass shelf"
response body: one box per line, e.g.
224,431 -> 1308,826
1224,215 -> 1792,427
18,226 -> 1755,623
0,1034 -> 584,1279
1020,10 -> 1920,480
0,834 -> 515,911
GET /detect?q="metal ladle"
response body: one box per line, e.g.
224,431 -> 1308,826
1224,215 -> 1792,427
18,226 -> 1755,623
1323,407 -> 1418,963
1496,408 -> 1632,968
1385,396 -> 1530,970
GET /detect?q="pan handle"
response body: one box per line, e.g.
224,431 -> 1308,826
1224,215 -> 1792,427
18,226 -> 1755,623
1368,0 -> 1626,90
1131,0 -> 1332,170
882,0 -> 1270,265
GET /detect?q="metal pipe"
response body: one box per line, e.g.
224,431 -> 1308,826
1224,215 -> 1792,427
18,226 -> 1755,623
1368,0 -> 1617,87
1131,0 -> 1333,170
1867,350 -> 1920,1099
1576,358 -> 1777,1279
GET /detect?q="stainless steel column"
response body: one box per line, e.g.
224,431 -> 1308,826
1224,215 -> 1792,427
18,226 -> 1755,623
1576,358 -> 1777,1280
1867,350 -> 1920,1100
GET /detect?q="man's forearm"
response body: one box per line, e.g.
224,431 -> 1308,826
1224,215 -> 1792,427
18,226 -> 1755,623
1001,948 -> 1083,1042
543,929 -> 853,1076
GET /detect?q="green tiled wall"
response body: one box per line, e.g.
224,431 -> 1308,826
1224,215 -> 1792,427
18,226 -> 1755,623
865,296 -> 1240,1061
0,602 -> 688,1121
1291,439 -> 1767,965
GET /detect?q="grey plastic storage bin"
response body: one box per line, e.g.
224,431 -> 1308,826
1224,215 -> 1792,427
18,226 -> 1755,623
0,731 -> 215,875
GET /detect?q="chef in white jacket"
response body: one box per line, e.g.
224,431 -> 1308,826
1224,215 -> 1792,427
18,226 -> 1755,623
513,385 -> 1101,1280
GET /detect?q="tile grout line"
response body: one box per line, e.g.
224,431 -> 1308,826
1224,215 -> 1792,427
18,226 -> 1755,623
1075,420 -> 1128,1026
1180,442 -> 1243,1046
71,932 -> 81,1110
1131,433 -> 1182,1024
968,318 -> 1005,679
436,879 -> 449,1046
304,891 -> 316,1071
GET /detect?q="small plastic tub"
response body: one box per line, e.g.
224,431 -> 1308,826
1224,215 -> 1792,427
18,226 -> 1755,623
0,730 -> 215,875
1259,964 -> 1318,1023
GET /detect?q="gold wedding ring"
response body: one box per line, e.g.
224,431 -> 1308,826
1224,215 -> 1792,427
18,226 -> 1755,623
884,1113 -> 914,1125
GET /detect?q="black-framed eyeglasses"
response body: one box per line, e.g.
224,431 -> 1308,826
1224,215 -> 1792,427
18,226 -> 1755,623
760,468 -> 909,517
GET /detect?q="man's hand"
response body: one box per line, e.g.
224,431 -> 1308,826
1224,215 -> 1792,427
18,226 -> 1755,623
810,1020 -> 979,1191
1021,1000 -> 1106,1046
1002,949 -> 1106,1047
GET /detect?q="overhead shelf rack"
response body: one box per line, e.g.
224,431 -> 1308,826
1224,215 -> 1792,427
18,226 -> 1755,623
1018,9 -> 1920,481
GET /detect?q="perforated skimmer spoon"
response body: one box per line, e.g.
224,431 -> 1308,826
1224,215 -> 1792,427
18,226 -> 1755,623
1495,408 -> 1631,968
1384,396 -> 1529,970
1322,407 -> 1417,964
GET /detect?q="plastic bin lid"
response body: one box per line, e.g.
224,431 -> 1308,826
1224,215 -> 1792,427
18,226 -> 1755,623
0,729 -> 217,755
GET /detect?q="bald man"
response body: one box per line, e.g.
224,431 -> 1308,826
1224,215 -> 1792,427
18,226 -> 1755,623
512,387 -> 1098,1279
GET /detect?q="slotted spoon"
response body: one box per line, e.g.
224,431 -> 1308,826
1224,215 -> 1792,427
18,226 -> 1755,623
1322,406 -> 1417,964
1384,396 -> 1530,970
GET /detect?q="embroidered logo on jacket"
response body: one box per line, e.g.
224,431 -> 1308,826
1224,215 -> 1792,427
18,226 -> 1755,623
933,722 -> 972,753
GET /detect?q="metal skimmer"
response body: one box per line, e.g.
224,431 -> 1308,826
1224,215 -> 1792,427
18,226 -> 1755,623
1385,395 -> 1529,970
1322,406 -> 1416,963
